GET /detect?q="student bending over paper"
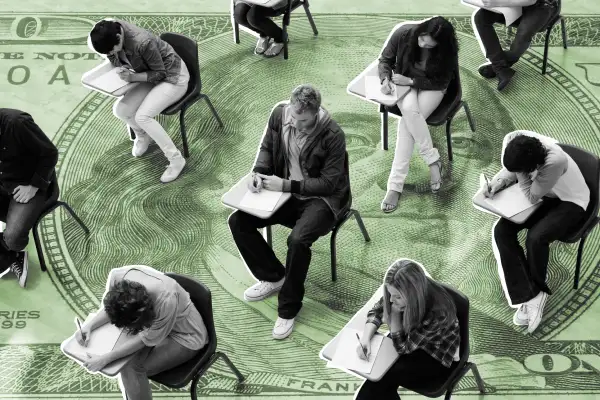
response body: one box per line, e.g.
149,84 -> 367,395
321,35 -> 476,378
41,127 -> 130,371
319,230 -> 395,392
79,265 -> 208,400
486,131 -> 589,333
354,259 -> 460,400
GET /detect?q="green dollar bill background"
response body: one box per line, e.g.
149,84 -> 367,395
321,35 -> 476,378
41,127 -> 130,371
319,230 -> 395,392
0,3 -> 600,399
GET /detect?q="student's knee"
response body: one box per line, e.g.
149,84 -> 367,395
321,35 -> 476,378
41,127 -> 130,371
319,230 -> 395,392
134,110 -> 153,128
233,3 -> 250,24
493,219 -> 516,242
287,231 -> 312,249
525,229 -> 552,249
113,100 -> 135,121
474,8 -> 495,27
401,106 -> 423,122
246,6 -> 267,27
227,211 -> 243,231
2,227 -> 28,252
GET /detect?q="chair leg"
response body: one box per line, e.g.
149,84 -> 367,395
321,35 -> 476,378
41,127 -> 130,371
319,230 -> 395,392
471,363 -> 486,393
353,210 -> 371,242
32,222 -> 47,272
266,225 -> 273,247
59,202 -> 90,235
200,94 -> 224,128
215,352 -> 245,383
303,1 -> 318,35
283,21 -> 289,60
233,21 -> 240,44
330,228 -> 338,282
190,373 -> 200,400
574,236 -> 586,290
129,126 -> 136,141
446,118 -> 453,162
463,101 -> 476,132
179,107 -> 190,158
381,109 -> 388,151
560,17 -> 567,49
542,27 -> 552,75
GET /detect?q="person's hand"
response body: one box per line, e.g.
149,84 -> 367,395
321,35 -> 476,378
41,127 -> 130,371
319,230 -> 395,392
117,68 -> 134,82
380,78 -> 394,95
391,73 -> 412,86
256,173 -> 284,191
247,174 -> 263,193
12,185 -> 38,204
82,352 -> 111,372
483,179 -> 504,198
75,325 -> 92,347
356,338 -> 372,361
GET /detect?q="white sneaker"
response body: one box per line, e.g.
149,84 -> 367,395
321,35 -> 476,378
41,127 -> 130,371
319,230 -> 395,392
160,154 -> 186,183
132,134 -> 152,157
243,278 -> 284,302
513,304 -> 528,326
273,317 -> 294,340
526,292 -> 548,334
254,36 -> 271,54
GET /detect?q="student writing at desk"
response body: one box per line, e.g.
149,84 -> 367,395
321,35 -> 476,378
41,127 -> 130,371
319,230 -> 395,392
88,19 -> 189,183
78,265 -> 208,400
473,0 -> 559,91
228,84 -> 348,340
378,17 -> 458,213
354,259 -> 460,399
486,131 -> 589,333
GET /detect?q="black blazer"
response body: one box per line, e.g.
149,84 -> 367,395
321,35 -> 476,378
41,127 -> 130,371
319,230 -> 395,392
378,23 -> 455,91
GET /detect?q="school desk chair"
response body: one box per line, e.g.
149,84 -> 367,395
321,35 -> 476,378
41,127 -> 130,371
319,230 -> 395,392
507,0 -> 567,75
32,177 -> 89,272
379,61 -> 476,161
129,33 -> 224,158
402,284 -> 487,399
265,151 -> 371,281
232,0 -> 319,60
556,144 -> 600,290
150,273 -> 245,399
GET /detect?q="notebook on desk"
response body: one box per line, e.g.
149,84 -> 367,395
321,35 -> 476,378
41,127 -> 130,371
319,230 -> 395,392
475,176 -> 542,218
61,313 -> 126,361
365,76 -> 410,105
327,328 -> 387,374
83,67 -> 131,94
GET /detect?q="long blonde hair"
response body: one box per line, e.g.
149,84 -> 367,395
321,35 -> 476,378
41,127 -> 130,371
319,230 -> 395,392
382,259 -> 456,333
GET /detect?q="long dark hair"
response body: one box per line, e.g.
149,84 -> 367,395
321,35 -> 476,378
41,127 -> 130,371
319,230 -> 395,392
405,16 -> 459,77
103,279 -> 155,335
382,259 -> 457,333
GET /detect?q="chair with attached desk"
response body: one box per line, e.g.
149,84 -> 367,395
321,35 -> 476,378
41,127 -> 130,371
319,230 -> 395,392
149,273 -> 245,399
128,33 -> 224,158
265,151 -> 370,281
556,144 -> 600,290
403,283 -> 486,399
32,177 -> 89,272
232,0 -> 318,60
507,0 -> 567,75
379,61 -> 475,160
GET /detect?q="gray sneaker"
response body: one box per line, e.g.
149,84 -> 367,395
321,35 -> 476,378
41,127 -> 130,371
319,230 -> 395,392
10,251 -> 28,288
513,304 -> 528,326
244,279 -> 284,301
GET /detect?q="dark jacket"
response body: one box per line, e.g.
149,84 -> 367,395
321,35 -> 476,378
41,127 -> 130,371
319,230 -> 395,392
0,109 -> 58,193
378,23 -> 455,91
252,103 -> 349,219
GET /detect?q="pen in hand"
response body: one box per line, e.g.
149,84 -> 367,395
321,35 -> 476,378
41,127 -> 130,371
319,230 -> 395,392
356,333 -> 368,360
76,318 -> 87,345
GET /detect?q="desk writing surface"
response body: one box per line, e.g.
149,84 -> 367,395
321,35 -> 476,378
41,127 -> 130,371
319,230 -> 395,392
81,60 -> 138,97
347,62 -> 410,107
472,190 -> 541,224
221,174 -> 291,219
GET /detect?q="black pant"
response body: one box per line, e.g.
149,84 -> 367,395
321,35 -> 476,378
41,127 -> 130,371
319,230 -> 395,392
355,349 -> 455,400
0,187 -> 48,273
493,198 -> 586,304
474,4 -> 556,71
228,196 -> 335,319
234,2 -> 284,43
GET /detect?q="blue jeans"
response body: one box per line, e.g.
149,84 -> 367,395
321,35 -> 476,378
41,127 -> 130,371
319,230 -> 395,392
0,187 -> 48,273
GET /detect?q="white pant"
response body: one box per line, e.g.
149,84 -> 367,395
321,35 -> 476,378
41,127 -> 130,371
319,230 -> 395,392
113,62 -> 190,160
387,88 -> 445,193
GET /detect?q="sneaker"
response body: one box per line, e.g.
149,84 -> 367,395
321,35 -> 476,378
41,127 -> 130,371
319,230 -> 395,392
10,251 -> 28,288
244,278 -> 284,302
254,36 -> 271,55
132,133 -> 152,157
497,68 -> 516,91
273,317 -> 294,340
478,63 -> 496,79
160,154 -> 186,183
513,304 -> 528,326
526,292 -> 548,334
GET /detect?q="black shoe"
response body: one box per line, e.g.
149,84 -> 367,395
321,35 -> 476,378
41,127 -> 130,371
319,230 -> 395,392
478,64 -> 496,79
497,68 -> 516,91
9,251 -> 28,288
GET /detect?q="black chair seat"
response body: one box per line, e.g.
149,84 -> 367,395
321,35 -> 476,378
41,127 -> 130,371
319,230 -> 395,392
162,92 -> 201,116
150,342 -> 216,388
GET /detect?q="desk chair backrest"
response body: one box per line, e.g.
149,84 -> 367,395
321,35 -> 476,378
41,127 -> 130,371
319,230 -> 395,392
44,172 -> 60,208
164,273 -> 217,354
438,282 -> 470,365
160,33 -> 201,97
558,144 -> 600,235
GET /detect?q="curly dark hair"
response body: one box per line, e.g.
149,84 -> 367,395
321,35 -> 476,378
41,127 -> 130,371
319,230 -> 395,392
103,279 -> 155,335
89,20 -> 122,54
503,134 -> 548,173
405,16 -> 459,78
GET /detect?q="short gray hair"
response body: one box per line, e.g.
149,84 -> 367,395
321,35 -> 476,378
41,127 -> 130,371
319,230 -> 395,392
290,84 -> 321,113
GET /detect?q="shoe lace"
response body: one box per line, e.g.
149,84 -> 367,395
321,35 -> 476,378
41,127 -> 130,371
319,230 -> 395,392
10,262 -> 22,276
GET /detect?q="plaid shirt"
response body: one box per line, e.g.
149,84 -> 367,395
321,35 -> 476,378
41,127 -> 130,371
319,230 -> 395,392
366,298 -> 460,368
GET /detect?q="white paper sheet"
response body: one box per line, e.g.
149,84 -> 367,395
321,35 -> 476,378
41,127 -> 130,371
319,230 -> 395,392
365,76 -> 407,104
328,328 -> 385,374
461,0 -> 522,26
483,183 -> 541,217
67,314 -> 124,359
239,189 -> 283,212
86,67 -> 130,94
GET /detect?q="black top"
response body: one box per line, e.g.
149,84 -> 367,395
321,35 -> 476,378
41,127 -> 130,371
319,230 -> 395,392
0,109 -> 58,193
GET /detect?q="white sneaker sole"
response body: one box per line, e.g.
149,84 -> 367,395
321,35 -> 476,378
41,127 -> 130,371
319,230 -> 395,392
273,323 -> 294,340
513,312 -> 528,326
243,284 -> 283,302
528,293 -> 548,333
19,251 -> 28,288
